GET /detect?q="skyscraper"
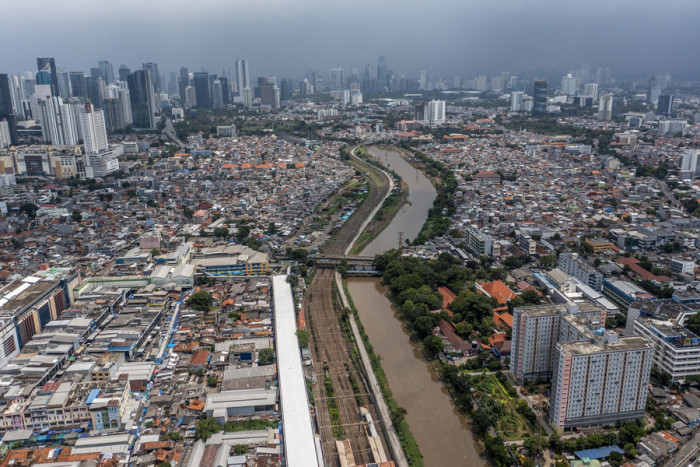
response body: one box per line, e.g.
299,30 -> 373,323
36,97 -> 78,145
377,56 -> 387,87
69,72 -> 87,98
219,77 -> 229,105
657,94 -> 674,116
212,80 -> 224,109
259,83 -> 279,109
98,61 -> 114,84
561,74 -> 578,96
280,79 -> 293,101
510,91 -> 524,111
192,72 -> 210,109
235,59 -> 250,97
142,62 -> 161,93
127,70 -> 156,129
178,67 -> 189,101
583,83 -> 598,102
79,102 -> 108,154
118,65 -> 131,82
597,93 -> 613,120
56,68 -> 71,99
328,68 -> 345,91
0,74 -> 18,144
533,80 -> 547,114
37,57 -> 59,97
85,77 -> 103,109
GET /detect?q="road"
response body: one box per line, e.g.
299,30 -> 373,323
666,430 -> 700,467
162,117 -> 186,147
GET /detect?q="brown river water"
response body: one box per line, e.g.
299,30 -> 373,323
347,146 -> 485,466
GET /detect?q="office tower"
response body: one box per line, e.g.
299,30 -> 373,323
9,74 -> 24,115
597,94 -> 613,120
37,57 -> 59,96
142,62 -> 161,93
510,91 -> 524,111
98,60 -> 114,84
259,83 -> 278,108
79,102 -> 108,154
185,86 -> 196,106
212,80 -> 224,109
561,74 -> 578,96
0,74 -> 18,144
103,98 -> 126,132
178,67 -> 189,101
85,77 -> 103,109
647,75 -> 657,103
36,97 -> 78,145
192,72 -> 210,109
118,65 -> 131,82
419,71 -> 427,90
208,74 -> 218,99
0,120 -> 10,149
235,59 -> 250,97
657,73 -> 671,89
649,86 -> 662,105
219,77 -> 229,105
118,89 -> 132,125
491,75 -> 504,92
328,68 -> 345,91
595,66 -> 610,86
377,56 -> 387,87
533,80 -> 547,114
657,94 -> 673,116
583,83 -> 598,102
127,70 -> 156,129
69,72 -> 87,98
299,79 -> 312,96
280,79 -> 293,101
508,76 -> 518,89
681,150 -> 699,181
56,68 -> 71,99
242,87 -> 253,109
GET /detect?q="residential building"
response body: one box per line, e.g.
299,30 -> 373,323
511,91 -> 524,111
561,74 -> 578,96
79,102 -> 108,155
519,233 -> 536,255
585,238 -> 613,254
598,94 -> 613,120
464,228 -> 493,257
558,252 -> 603,291
670,259 -> 695,275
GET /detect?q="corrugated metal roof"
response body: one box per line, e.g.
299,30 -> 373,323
272,275 -> 319,467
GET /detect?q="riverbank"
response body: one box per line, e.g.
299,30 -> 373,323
350,178 -> 408,255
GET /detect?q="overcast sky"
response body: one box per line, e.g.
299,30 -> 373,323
4,0 -> 700,80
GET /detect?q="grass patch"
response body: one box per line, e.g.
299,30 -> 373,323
324,376 -> 345,439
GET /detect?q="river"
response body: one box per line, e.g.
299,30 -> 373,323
347,146 -> 484,466
361,146 -> 437,255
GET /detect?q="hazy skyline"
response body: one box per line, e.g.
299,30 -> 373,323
4,0 -> 700,80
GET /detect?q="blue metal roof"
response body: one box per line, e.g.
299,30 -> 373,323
574,445 -> 624,460
85,388 -> 101,405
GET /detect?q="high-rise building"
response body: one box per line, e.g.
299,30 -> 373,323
85,77 -> 103,109
595,66 -> 610,86
0,120 -> 11,149
36,97 -> 78,145
242,87 -> 253,109
235,59 -> 250,97
178,67 -> 189,101
79,102 -> 108,154
259,83 -> 279,108
657,94 -> 674,116
656,73 -> 672,89
98,61 -> 114,84
377,56 -> 387,88
118,65 -> 131,82
56,68 -> 71,99
280,79 -> 293,101
0,74 -> 18,144
185,86 -> 196,106
69,72 -> 87,98
299,79 -> 312,96
510,91 -> 524,111
142,62 -> 161,93
419,71 -> 427,90
583,83 -> 598,102
558,252 -> 603,291
37,57 -> 59,97
103,98 -> 126,132
561,74 -> 578,96
212,80 -> 224,109
329,68 -> 345,91
533,80 -> 547,114
597,94 -> 613,120
219,77 -> 230,105
192,72 -> 210,109
680,149 -> 699,181
415,100 -> 445,124
127,70 -> 156,130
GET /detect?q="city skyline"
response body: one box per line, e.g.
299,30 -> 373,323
3,0 -> 700,80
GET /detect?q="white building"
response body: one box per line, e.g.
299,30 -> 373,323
657,119 -> 686,136
670,259 -> 695,275
350,91 -> 363,106
681,150 -> 699,180
511,91 -> 524,111
583,83 -> 598,101
36,97 -> 78,146
79,103 -> 108,155
0,120 -> 10,149
597,94 -> 613,120
561,74 -> 578,96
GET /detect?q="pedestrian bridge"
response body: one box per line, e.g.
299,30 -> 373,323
314,255 -> 379,275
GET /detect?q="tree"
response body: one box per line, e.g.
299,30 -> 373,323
520,289 -> 541,305
183,206 -> 194,218
454,322 -> 473,338
609,450 -> 623,467
207,376 -> 218,387
127,189 -> 137,199
237,224 -> 251,240
267,222 -> 277,234
213,226 -> 229,238
233,445 -> 248,455
158,462 -> 172,467
151,248 -> 160,258
19,203 -> 38,219
195,417 -> 222,440
186,290 -> 213,311
71,210 -> 82,223
424,335 -> 444,355
448,291 -> 494,323
258,348 -> 275,365
296,330 -> 309,348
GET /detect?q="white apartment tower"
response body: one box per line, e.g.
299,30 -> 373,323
79,103 -> 108,155
511,91 -> 524,111
36,97 -> 78,146
561,74 -> 578,96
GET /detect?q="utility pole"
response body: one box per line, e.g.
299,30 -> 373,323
398,232 -> 404,254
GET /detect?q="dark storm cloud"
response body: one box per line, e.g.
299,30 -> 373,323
3,0 -> 699,79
